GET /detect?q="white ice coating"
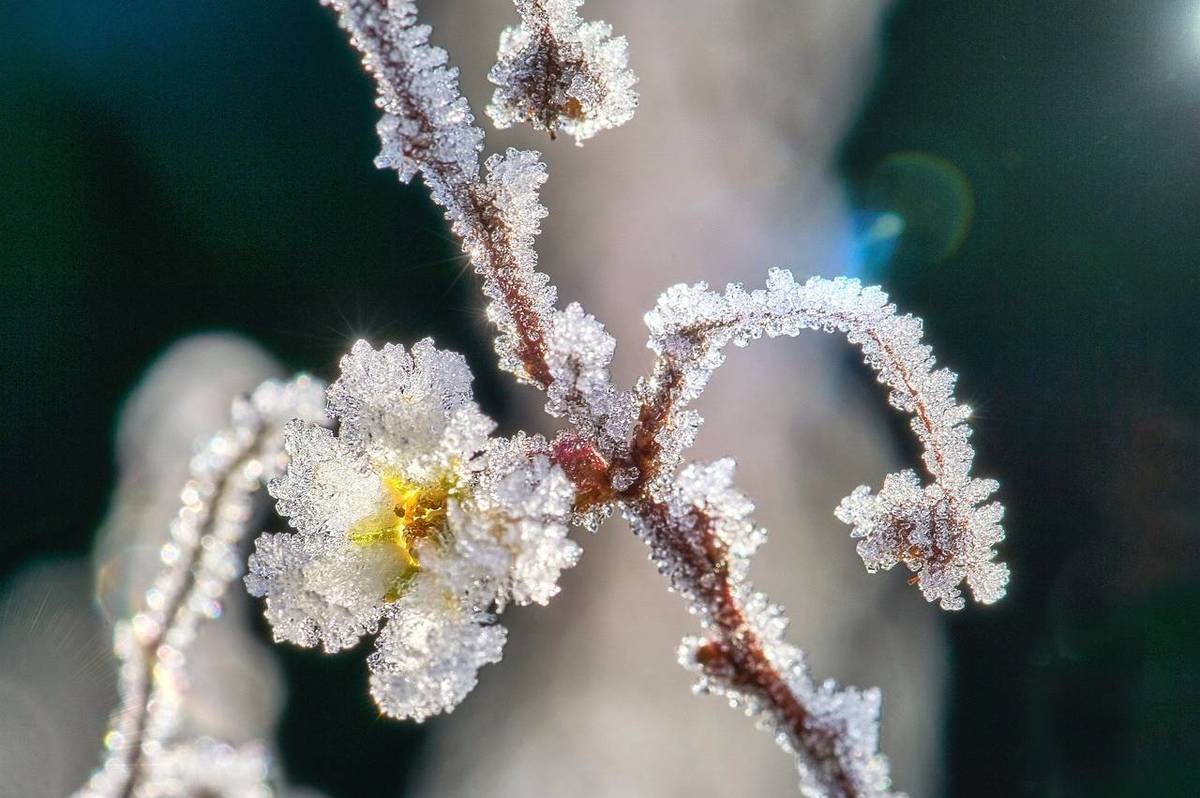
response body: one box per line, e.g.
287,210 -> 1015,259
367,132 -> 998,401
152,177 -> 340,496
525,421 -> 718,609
488,0 -> 638,144
246,340 -> 578,721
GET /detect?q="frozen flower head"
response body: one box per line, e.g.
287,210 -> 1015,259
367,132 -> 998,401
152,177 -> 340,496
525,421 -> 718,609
488,0 -> 638,144
246,339 -> 579,720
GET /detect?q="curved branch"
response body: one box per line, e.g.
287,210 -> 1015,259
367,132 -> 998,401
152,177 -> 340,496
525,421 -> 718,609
636,269 -> 1008,609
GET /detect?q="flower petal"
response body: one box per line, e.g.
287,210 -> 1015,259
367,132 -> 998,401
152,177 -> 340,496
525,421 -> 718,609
245,531 -> 392,652
367,584 -> 506,721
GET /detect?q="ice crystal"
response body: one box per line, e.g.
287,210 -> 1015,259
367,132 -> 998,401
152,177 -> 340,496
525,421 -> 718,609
246,339 -> 578,720
488,0 -> 638,144
644,270 -> 1008,610
77,375 -> 327,798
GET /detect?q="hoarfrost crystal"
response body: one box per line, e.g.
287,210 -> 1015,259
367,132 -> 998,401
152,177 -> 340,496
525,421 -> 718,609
488,0 -> 638,144
246,339 -> 578,720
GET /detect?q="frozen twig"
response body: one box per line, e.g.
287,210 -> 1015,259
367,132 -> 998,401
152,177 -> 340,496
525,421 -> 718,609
76,378 -> 325,798
323,0 -> 558,387
642,270 -> 1008,610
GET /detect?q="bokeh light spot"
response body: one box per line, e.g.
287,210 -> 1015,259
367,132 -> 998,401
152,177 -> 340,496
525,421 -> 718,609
865,151 -> 975,264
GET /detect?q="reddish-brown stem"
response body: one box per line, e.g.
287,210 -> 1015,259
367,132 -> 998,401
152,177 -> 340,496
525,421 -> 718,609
625,362 -> 682,493
631,498 -> 861,797
545,369 -> 869,794
551,432 -> 616,510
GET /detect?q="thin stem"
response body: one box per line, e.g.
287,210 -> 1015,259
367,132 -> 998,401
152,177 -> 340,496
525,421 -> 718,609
122,444 -> 263,797
630,497 -> 863,796
99,427 -> 268,798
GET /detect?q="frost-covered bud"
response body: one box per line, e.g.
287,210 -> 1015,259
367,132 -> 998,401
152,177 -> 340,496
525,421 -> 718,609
836,470 -> 1008,611
488,0 -> 638,144
246,339 -> 579,720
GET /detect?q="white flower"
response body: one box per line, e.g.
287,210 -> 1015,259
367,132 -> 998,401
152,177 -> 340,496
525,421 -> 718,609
488,0 -> 638,144
246,339 -> 579,720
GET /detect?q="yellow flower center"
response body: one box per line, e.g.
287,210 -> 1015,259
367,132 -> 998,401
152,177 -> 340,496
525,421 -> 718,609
349,470 -> 459,602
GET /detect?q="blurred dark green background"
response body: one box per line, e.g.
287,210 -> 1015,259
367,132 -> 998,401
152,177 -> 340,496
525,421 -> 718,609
2,1 -> 1198,795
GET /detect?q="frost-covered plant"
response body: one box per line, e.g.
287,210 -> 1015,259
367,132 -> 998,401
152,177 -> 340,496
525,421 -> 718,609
80,2 -> 1008,796
487,0 -> 638,144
